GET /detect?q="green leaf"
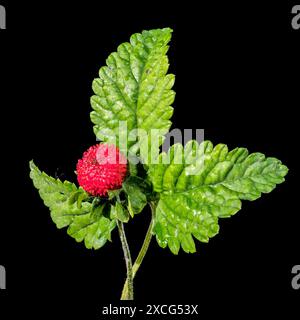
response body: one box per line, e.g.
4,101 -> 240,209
107,189 -> 122,200
76,192 -> 89,209
90,199 -> 106,219
90,28 -> 175,158
29,161 -> 116,250
148,141 -> 288,254
129,162 -> 138,176
122,176 -> 147,217
68,190 -> 82,206
110,202 -> 130,223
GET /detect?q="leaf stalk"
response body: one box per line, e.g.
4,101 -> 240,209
117,220 -> 134,300
120,202 -> 156,300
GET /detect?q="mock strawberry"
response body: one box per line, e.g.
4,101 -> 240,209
76,144 -> 127,196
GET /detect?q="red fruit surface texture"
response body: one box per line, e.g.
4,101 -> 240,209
76,144 -> 127,196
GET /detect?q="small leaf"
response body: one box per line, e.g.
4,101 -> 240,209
67,214 -> 116,249
107,189 -> 122,200
148,141 -> 288,254
91,201 -> 105,219
122,177 -> 147,217
29,161 -> 116,250
111,202 -> 129,223
125,176 -> 152,196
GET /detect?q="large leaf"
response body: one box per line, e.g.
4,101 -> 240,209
29,161 -> 116,249
148,141 -> 288,254
90,28 -> 175,159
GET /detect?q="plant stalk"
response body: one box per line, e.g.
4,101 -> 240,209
117,220 -> 134,300
120,202 -> 156,300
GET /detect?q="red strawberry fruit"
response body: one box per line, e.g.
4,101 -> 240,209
76,144 -> 127,196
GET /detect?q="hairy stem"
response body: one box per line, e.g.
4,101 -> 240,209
117,220 -> 134,300
121,202 -> 156,300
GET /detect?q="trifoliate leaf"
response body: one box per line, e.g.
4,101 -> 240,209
90,28 -> 175,159
122,176 -> 147,217
148,141 -> 288,254
29,161 -> 116,250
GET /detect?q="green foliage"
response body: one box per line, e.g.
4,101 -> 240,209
148,141 -> 288,254
29,28 -> 288,259
111,202 -> 130,223
29,161 -> 116,249
123,176 -> 148,217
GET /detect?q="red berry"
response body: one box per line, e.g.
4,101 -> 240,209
76,144 -> 127,196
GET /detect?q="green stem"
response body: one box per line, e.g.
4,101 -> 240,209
121,202 -> 156,300
117,220 -> 134,300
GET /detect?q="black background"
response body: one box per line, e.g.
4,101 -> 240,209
0,1 -> 299,318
